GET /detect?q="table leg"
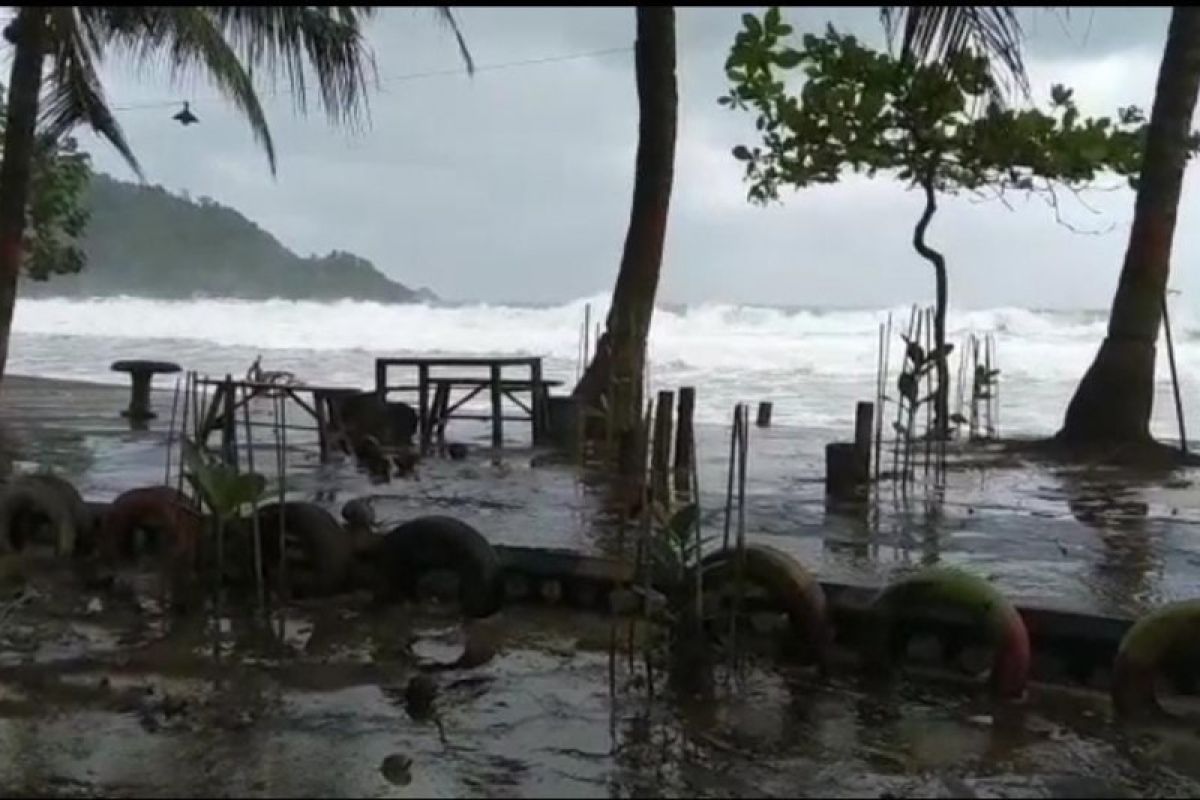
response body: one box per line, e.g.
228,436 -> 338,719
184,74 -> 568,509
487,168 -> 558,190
530,360 -> 545,445
418,364 -> 430,453
490,364 -> 503,449
313,391 -> 329,463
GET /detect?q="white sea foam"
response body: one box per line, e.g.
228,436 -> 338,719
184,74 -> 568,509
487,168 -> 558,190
9,295 -> 1199,437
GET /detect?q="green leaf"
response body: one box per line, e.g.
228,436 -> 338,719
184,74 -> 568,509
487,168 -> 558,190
764,6 -> 780,32
732,145 -> 753,161
775,48 -> 803,69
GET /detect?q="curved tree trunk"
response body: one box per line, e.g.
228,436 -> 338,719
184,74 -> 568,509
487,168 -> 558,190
573,6 -> 677,474
1059,6 -> 1200,445
913,175 -> 950,438
0,9 -> 48,384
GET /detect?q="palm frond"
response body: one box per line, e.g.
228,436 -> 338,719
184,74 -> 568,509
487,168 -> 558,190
433,7 -> 475,76
40,7 -> 143,180
202,6 -> 378,129
881,6 -> 1030,102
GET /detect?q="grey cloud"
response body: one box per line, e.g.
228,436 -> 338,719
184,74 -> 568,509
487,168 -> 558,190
76,6 -> 1187,310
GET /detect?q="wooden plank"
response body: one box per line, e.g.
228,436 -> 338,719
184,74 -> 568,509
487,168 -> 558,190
377,356 -> 543,368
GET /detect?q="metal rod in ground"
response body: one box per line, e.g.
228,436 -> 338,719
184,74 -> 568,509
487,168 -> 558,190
880,312 -> 893,495
874,321 -> 885,485
629,400 -> 653,676
241,384 -> 266,615
175,372 -> 193,500
722,405 -> 740,552
924,307 -> 933,482
729,403 -> 750,677
689,417 -> 704,628
673,386 -> 696,499
584,303 -> 592,367
164,375 -> 182,486
992,334 -> 1001,438
275,391 -> 288,601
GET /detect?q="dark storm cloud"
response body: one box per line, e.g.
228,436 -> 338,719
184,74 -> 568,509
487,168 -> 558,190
76,6 -> 1192,309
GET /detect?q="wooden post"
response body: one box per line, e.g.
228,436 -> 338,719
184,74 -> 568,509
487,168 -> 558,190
756,401 -> 773,428
652,390 -> 674,503
531,358 -> 546,445
825,443 -> 860,501
313,389 -> 330,463
417,363 -> 430,452
431,381 -> 450,443
673,386 -> 695,496
490,363 -> 503,449
854,401 -> 874,483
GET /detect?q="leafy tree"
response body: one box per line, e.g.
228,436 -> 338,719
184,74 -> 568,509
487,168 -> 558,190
722,12 -> 1157,436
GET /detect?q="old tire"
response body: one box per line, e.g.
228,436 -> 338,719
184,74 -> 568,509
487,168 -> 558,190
377,516 -> 502,618
255,502 -> 352,597
0,474 -> 90,556
697,544 -> 831,669
1112,599 -> 1200,720
98,486 -> 204,567
869,567 -> 1030,701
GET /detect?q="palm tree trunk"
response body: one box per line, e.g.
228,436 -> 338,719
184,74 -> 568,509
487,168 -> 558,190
573,6 -> 677,473
1060,6 -> 1200,445
0,9 -> 49,383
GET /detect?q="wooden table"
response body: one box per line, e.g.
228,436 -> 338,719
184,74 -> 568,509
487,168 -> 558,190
196,377 -> 361,463
374,357 -> 558,450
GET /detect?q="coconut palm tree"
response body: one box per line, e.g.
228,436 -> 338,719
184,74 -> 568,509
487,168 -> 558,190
573,6 -> 677,475
1060,7 -> 1200,448
0,6 -> 472,382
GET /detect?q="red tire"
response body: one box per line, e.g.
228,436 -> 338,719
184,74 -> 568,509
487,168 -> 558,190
868,567 -> 1030,701
698,544 -> 831,669
97,486 -> 204,568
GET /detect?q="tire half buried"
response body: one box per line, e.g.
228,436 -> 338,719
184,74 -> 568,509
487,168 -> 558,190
868,566 -> 1030,701
255,502 -> 352,598
377,516 -> 502,619
697,544 -> 831,669
0,474 -> 90,556
1113,598 -> 1200,721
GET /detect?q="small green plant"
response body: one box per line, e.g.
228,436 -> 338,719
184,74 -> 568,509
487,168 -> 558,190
181,439 -> 267,520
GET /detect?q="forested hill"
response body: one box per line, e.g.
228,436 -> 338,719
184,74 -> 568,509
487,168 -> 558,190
22,173 -> 434,303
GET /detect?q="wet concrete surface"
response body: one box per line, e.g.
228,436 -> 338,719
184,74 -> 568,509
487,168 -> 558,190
3,375 -> 1199,618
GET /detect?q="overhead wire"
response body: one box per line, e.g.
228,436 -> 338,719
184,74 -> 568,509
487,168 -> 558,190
109,44 -> 634,113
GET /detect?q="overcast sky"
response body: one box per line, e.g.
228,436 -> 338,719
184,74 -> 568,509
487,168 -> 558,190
74,6 -> 1193,309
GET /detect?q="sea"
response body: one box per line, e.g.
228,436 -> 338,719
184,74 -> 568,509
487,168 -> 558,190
9,293 -> 1200,443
